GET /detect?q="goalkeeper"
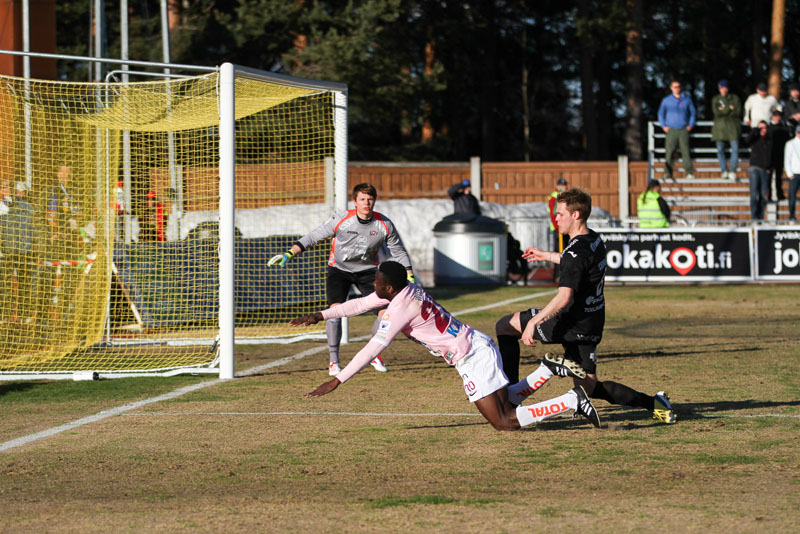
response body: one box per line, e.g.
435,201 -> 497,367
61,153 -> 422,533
269,183 -> 414,376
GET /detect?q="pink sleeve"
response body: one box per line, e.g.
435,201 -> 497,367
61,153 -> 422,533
321,291 -> 390,320
331,292 -> 413,384
334,340 -> 385,383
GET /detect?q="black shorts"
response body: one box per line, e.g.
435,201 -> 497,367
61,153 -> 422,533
519,308 -> 600,374
326,267 -> 378,306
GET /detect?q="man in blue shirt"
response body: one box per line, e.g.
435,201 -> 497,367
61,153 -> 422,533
658,80 -> 696,179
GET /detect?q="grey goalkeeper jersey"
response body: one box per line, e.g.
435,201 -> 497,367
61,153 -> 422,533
296,209 -> 412,274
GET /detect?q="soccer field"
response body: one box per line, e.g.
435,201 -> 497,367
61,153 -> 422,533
1,284 -> 799,533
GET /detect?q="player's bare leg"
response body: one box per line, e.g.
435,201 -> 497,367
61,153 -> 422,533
495,311 -> 524,383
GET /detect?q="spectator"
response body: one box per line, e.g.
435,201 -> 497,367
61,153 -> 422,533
548,178 -> 568,249
140,191 -> 165,242
46,165 -> 86,326
637,179 -> 671,228
447,179 -> 481,215
746,121 -> 772,221
783,125 -> 800,222
0,178 -> 12,215
744,82 -> 780,129
710,80 -> 742,180
657,80 -> 696,179
0,182 -> 35,324
783,83 -> 800,129
768,109 -> 790,202
0,178 -> 9,323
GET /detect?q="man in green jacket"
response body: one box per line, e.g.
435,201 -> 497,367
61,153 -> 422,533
711,80 -> 743,180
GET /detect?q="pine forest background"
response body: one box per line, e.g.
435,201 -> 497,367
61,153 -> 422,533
55,0 -> 800,163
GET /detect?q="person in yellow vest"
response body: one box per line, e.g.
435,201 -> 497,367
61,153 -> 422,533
637,179 -> 671,228
548,178 -> 568,247
548,178 -> 568,280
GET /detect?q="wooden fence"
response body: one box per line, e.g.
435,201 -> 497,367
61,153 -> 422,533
351,160 -> 651,219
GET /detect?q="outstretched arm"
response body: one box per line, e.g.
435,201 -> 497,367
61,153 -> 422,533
522,247 -> 561,264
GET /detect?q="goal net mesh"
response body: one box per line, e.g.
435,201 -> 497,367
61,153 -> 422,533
0,71 -> 334,375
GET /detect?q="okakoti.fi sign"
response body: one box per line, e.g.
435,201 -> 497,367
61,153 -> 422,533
596,229 -> 753,281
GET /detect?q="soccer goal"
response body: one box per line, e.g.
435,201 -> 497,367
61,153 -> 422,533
0,52 -> 348,380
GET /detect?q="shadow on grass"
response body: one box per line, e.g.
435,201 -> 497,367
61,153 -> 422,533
0,382 -> 41,396
597,398 -> 800,426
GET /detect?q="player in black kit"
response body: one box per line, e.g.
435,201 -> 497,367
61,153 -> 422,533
495,188 -> 676,424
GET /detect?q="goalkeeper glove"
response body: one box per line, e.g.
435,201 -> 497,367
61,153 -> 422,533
407,272 -> 415,283
268,250 -> 295,267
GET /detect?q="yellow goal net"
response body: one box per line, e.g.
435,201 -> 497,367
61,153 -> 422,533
0,63 -> 346,378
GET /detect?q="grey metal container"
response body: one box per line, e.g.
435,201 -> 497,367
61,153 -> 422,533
433,214 -> 507,285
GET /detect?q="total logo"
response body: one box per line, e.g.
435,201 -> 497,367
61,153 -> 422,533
606,244 -> 733,275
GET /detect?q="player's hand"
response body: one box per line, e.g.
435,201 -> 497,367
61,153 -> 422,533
290,312 -> 322,326
407,271 -> 415,283
306,378 -> 340,398
268,250 -> 294,267
521,322 -> 537,347
522,247 -> 548,262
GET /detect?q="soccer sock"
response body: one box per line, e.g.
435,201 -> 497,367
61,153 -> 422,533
590,380 -> 654,410
515,389 -> 577,427
326,318 -> 341,364
497,334 -> 520,384
506,364 -> 553,405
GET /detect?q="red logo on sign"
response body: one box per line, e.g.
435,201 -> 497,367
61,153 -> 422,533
669,247 -> 697,276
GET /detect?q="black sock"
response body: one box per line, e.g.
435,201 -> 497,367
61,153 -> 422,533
497,335 -> 520,384
591,381 -> 654,411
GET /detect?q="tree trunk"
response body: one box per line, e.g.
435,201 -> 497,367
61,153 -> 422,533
596,46 -> 612,160
768,0 -> 785,98
624,0 -> 644,161
752,0 -> 765,82
521,22 -> 530,162
578,0 -> 598,160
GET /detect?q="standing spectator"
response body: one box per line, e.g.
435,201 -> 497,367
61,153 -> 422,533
447,179 -> 481,215
548,178 -> 568,250
710,80 -> 742,180
768,109 -> 790,202
746,121 -> 772,221
783,125 -> 800,222
744,82 -> 780,129
784,83 -> 800,129
0,178 -> 12,215
637,179 -> 671,228
0,178 -> 10,323
139,191 -> 165,242
658,80 -> 696,179
47,165 -> 85,326
0,182 -> 35,324
268,183 -> 414,376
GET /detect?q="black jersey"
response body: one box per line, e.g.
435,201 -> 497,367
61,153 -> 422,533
557,229 -> 607,341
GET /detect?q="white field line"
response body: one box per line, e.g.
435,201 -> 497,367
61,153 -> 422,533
118,411 -> 800,419
1,290 -> 554,453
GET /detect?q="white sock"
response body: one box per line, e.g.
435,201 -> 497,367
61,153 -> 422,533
515,389 -> 577,427
507,364 -> 553,405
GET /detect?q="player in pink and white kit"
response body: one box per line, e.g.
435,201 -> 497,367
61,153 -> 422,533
290,261 -> 600,430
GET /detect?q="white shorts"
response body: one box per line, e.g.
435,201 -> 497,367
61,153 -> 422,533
454,331 -> 510,403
